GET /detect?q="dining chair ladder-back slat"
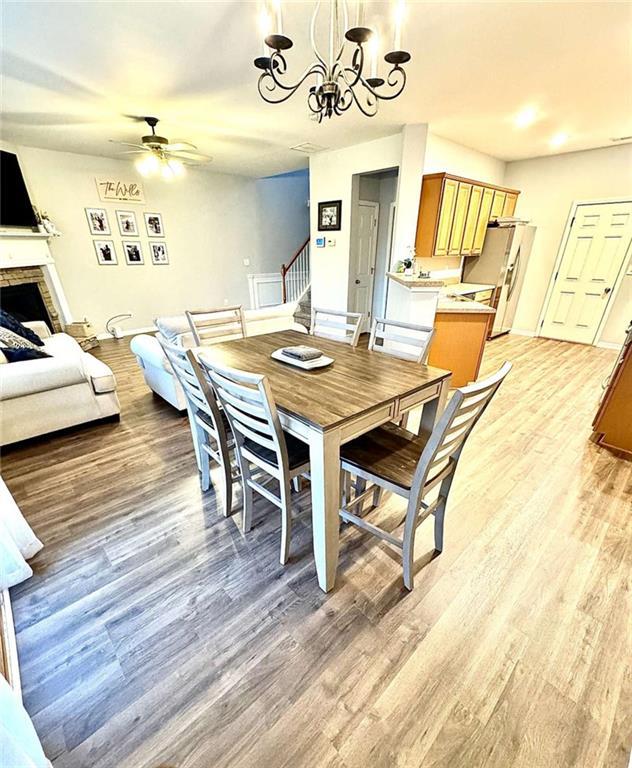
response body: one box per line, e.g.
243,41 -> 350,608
339,361 -> 512,590
186,305 -> 247,346
196,354 -> 310,565
368,317 -> 435,364
158,337 -> 236,515
310,307 -> 364,347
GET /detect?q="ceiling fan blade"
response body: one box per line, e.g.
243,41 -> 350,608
109,140 -> 147,150
167,149 -> 212,161
119,150 -> 147,155
165,141 -> 198,152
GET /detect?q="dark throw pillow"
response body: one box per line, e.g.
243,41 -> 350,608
2,346 -> 50,362
0,310 -> 45,346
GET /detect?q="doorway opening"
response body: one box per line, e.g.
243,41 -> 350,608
348,168 -> 399,330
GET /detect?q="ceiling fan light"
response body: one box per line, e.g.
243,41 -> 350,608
168,159 -> 185,177
136,153 -> 160,176
161,161 -> 175,180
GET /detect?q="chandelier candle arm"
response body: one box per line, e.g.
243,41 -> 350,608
253,0 -> 410,120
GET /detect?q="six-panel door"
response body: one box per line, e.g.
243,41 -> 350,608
540,201 -> 632,344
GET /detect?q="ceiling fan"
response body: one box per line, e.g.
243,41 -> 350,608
110,116 -> 212,179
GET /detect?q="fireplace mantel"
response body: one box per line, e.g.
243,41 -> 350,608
0,232 -> 72,325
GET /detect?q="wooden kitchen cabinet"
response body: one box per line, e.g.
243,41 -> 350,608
503,193 -> 518,217
428,309 -> 493,387
461,185 -> 484,253
490,190 -> 506,220
415,173 -> 520,258
447,182 -> 472,255
592,328 -> 632,455
472,187 -> 495,255
433,178 -> 459,256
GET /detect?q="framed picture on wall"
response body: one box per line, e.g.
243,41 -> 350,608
116,210 -> 138,236
150,241 -> 169,265
122,241 -> 144,265
85,207 -> 110,235
144,212 -> 165,237
94,240 -> 118,265
318,200 -> 341,231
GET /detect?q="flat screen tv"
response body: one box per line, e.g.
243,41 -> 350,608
0,151 -> 39,229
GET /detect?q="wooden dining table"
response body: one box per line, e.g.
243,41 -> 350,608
197,330 -> 452,592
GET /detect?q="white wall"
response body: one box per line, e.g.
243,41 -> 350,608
419,133 -> 508,276
309,133 -> 403,310
423,133 -> 506,186
9,146 -> 308,334
505,143 -> 632,344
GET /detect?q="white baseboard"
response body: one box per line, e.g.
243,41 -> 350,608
509,328 -> 537,338
596,340 -> 622,350
96,325 -> 155,341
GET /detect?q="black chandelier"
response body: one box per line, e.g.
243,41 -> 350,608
253,0 -> 411,121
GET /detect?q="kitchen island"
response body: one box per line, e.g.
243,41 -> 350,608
386,273 -> 495,386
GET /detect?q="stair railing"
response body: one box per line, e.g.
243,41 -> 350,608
281,237 -> 310,303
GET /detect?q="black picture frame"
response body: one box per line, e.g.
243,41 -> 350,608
318,200 -> 342,231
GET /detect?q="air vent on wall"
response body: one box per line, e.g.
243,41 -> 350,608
290,142 -> 327,154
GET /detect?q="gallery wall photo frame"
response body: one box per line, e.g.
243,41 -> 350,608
122,241 -> 144,265
318,200 -> 342,231
116,210 -> 139,236
94,240 -> 118,265
144,212 -> 165,237
85,207 -> 110,235
150,241 -> 169,265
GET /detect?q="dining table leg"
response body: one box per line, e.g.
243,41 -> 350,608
420,376 -> 451,434
308,427 -> 342,592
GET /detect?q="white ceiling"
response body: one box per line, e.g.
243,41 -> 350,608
2,1 -> 631,177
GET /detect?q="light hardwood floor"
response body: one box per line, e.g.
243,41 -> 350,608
2,334 -> 630,768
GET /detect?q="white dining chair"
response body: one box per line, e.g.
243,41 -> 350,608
197,356 -> 310,565
368,318 -> 435,364
186,305 -> 247,346
338,362 -> 512,590
310,307 -> 364,346
158,337 -> 236,514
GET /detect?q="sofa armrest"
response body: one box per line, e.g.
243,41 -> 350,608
130,333 -> 172,372
82,353 -> 117,394
23,321 -> 52,340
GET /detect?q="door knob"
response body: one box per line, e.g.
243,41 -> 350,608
355,279 -> 361,284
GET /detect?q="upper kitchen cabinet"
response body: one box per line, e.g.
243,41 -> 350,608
415,172 -> 520,258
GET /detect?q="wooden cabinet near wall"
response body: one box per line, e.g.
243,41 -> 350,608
415,172 -> 520,258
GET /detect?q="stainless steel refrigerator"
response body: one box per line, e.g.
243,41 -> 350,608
463,222 -> 536,338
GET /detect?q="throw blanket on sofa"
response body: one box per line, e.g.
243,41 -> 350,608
0,478 -> 43,589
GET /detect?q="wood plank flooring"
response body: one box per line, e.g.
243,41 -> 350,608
1,334 -> 630,768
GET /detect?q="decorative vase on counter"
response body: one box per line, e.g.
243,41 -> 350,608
403,258 -> 414,276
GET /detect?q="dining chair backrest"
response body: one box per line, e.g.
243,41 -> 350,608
186,305 -> 247,346
310,307 -> 364,347
368,318 -> 435,364
158,337 -> 227,437
196,356 -> 290,480
409,361 -> 513,506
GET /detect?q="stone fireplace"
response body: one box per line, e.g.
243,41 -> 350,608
0,266 -> 62,332
0,232 -> 71,331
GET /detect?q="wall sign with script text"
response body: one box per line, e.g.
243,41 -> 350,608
95,177 -> 146,203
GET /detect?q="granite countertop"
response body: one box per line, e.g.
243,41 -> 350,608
387,273 -> 496,314
436,299 -> 495,315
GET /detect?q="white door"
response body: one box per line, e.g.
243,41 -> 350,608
540,201 -> 632,344
350,201 -> 379,329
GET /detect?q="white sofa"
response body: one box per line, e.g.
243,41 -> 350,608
0,321 -> 120,446
130,303 -> 306,411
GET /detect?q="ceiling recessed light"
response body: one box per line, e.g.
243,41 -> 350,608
514,106 -> 537,129
549,132 -> 569,149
